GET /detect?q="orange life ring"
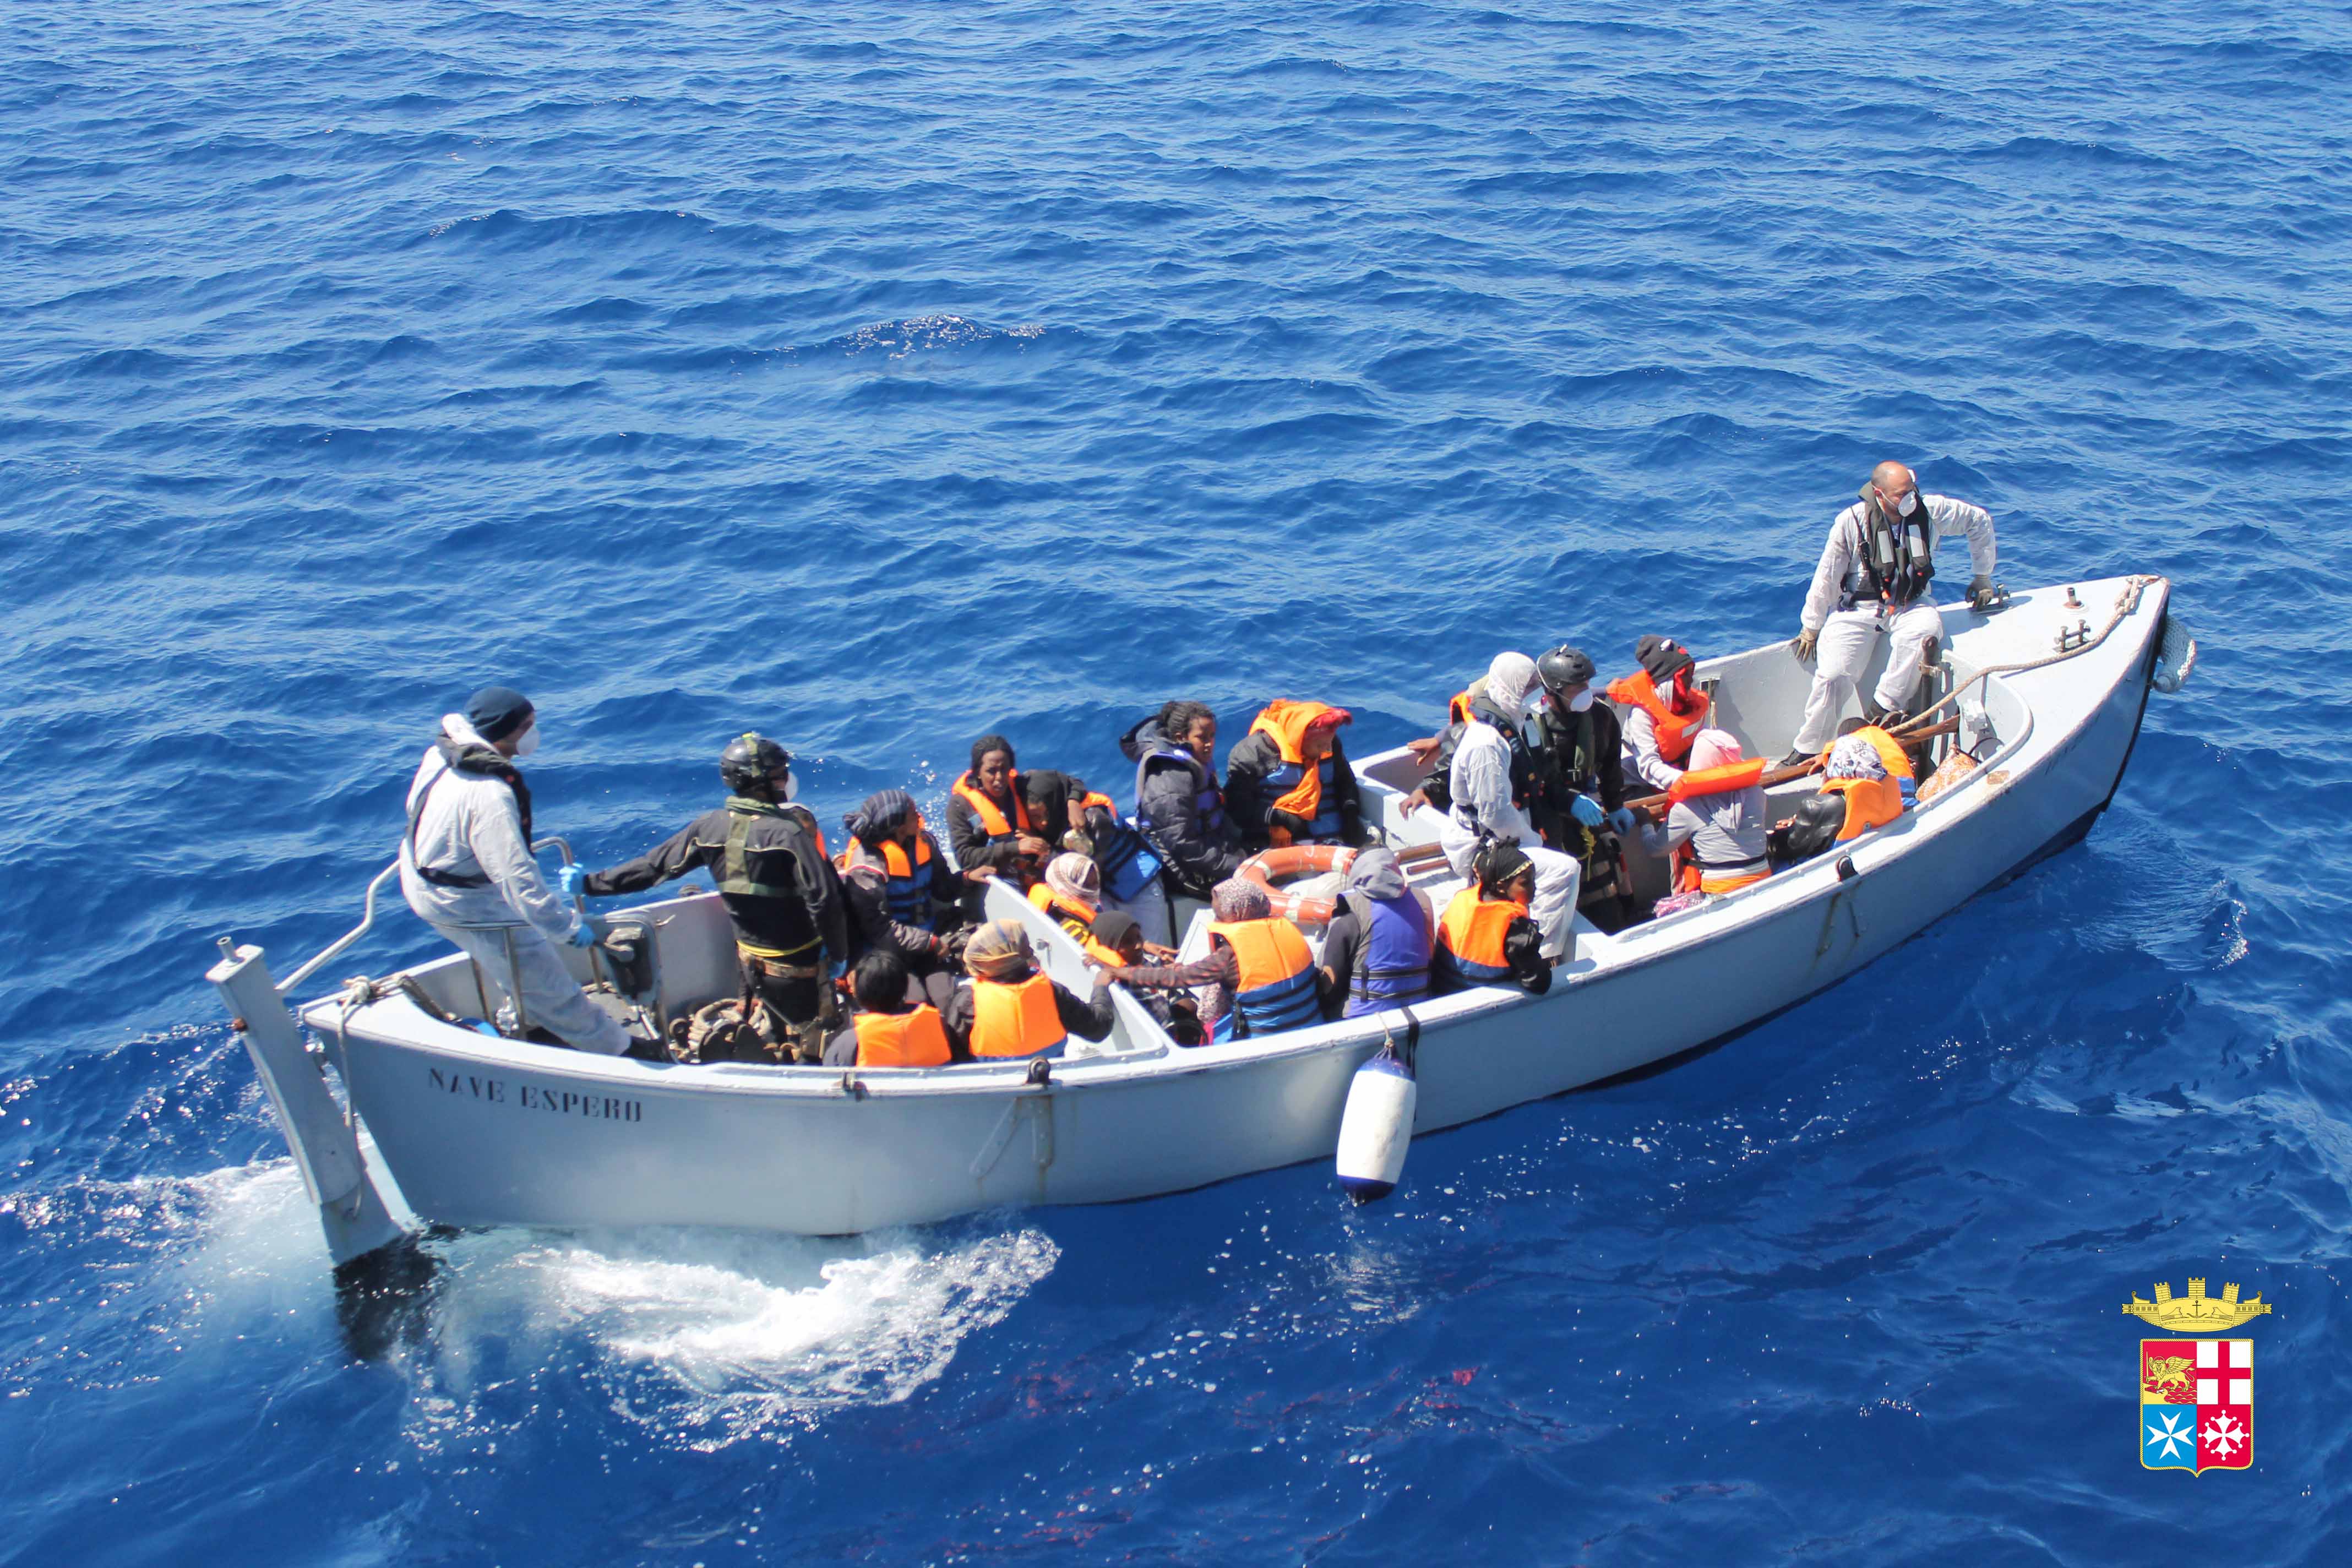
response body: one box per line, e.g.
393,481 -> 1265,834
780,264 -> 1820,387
1236,844 -> 1356,927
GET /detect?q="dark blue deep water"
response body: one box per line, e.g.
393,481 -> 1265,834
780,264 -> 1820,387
5,2 -> 2349,1561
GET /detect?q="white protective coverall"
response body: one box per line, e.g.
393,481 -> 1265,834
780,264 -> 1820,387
1436,660 -> 1580,959
399,715 -> 629,1055
1792,493 -> 1996,753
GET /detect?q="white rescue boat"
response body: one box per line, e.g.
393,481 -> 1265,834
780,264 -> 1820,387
208,575 -> 2193,1266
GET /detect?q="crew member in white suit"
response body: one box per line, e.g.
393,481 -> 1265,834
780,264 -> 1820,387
1438,651 -> 1580,960
398,685 -> 630,1055
1782,461 -> 2000,764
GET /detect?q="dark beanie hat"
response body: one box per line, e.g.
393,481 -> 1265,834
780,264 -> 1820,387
1090,910 -> 1139,950
1635,636 -> 1694,684
465,685 -> 535,743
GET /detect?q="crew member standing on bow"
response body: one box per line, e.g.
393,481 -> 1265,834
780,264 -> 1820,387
837,788 -> 968,1009
946,733 -> 1051,886
1438,652 -> 1580,960
1660,729 -> 1771,896
1118,700 -> 1246,903
1782,461 -> 1998,764
1528,645 -> 1638,932
1608,636 -> 1711,791
564,733 -> 848,1064
399,685 -> 631,1056
1224,700 -> 1365,849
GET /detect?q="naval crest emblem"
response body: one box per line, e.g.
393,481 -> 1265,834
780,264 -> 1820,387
2121,1276 -> 2271,1332
2126,1277 -> 2266,1475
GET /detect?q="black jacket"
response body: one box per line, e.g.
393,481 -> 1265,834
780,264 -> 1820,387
1223,731 -> 1365,850
1118,718 -> 1245,899
1526,700 -> 1628,859
584,799 -> 847,965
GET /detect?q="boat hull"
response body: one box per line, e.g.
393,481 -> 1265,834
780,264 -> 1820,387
312,576 -> 2171,1236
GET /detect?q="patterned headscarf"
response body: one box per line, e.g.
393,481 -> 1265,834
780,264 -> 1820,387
1824,733 -> 1890,782
962,918 -> 1035,980
1211,878 -> 1271,923
1044,852 -> 1101,905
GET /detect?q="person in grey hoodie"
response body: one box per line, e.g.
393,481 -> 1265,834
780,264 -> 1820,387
399,685 -> 630,1055
1117,700 -> 1245,902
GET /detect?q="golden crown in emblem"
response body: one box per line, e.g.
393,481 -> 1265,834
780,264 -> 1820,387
2121,1276 -> 2273,1332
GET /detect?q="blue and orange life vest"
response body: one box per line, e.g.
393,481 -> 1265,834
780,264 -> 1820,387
1434,886 -> 1526,987
968,973 -> 1067,1060
1249,700 -> 1346,845
1075,789 -> 1163,902
1207,917 -> 1320,1041
853,1005 -> 954,1069
838,820 -> 942,930
1346,891 -> 1433,1017
953,771 -> 1034,847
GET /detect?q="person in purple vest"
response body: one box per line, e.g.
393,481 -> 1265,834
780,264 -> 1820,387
1316,848 -> 1435,1019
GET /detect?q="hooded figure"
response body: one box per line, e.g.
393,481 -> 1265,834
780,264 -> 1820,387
1662,727 -> 1770,896
1118,702 -> 1245,901
1608,636 -> 1711,792
1435,651 -> 1581,961
1317,847 -> 1436,1019
399,687 -> 632,1056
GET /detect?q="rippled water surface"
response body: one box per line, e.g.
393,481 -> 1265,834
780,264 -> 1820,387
4,2 -> 2349,1562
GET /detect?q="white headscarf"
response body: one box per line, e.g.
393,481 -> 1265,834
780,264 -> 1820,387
1825,733 -> 1889,782
1689,728 -> 1743,772
1485,651 -> 1540,718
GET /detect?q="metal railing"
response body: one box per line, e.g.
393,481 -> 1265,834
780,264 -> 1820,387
271,837 -> 582,998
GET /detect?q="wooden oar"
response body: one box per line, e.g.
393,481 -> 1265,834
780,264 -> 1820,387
1620,717 -> 1959,821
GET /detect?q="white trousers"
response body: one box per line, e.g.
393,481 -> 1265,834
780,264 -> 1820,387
433,921 -> 631,1056
1102,878 -> 1174,949
1793,602 -> 1942,753
1438,817 -> 1581,961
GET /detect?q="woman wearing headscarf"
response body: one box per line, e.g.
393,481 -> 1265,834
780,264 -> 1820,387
940,919 -> 1117,1060
1433,839 -> 1553,996
837,787 -> 968,1008
1315,848 -> 1435,1019
1021,769 -> 1174,947
946,733 -> 1051,885
1660,728 -> 1770,896
1438,650 -> 1581,960
1027,852 -> 1125,965
1108,879 -> 1329,1043
1088,910 -> 1204,1045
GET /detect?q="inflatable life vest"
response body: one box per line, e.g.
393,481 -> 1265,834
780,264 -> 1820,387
1075,790 -> 1163,902
1249,700 -> 1345,845
968,972 -> 1067,1059
1665,758 -> 1770,894
952,771 -> 1033,845
853,1005 -> 954,1069
1207,917 -> 1319,1041
1841,491 -> 1935,609
1027,880 -> 1125,966
1605,669 -> 1709,765
1346,892 -> 1433,1017
1821,725 -> 1915,842
837,823 -> 940,930
1434,887 -> 1525,987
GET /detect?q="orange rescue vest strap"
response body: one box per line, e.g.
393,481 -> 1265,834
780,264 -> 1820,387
953,772 -> 1033,841
1605,669 -> 1709,764
969,972 -> 1067,1059
854,1006 -> 954,1068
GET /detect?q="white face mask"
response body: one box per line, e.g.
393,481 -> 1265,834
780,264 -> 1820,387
509,720 -> 540,758
1896,491 -> 1917,517
1565,688 -> 1596,713
781,771 -> 800,802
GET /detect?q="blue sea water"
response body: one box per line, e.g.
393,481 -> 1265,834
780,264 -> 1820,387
3,0 -> 2349,1560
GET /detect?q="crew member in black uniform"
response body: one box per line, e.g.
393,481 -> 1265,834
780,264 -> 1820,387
563,733 -> 848,1062
1526,645 -> 1640,932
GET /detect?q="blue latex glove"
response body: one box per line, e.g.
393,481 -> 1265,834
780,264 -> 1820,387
1569,793 -> 1605,829
1607,807 -> 1637,838
557,863 -> 588,899
567,917 -> 602,949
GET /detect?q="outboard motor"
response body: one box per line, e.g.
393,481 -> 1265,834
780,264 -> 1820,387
1336,1012 -> 1419,1204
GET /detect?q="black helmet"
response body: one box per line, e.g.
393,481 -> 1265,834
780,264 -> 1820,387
1536,645 -> 1596,694
720,732 -> 792,796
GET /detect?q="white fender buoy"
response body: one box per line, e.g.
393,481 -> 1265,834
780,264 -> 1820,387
1336,1012 -> 1420,1204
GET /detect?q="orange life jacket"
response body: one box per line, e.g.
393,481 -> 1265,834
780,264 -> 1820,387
1248,700 -> 1344,845
952,771 -> 1033,843
1205,917 -> 1319,1039
853,1005 -> 953,1068
1605,669 -> 1709,764
835,819 -> 939,927
1666,758 -> 1769,895
1434,887 -> 1526,986
1026,881 -> 1124,966
1446,682 -> 1480,726
968,972 -> 1068,1059
1821,725 -> 1914,842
